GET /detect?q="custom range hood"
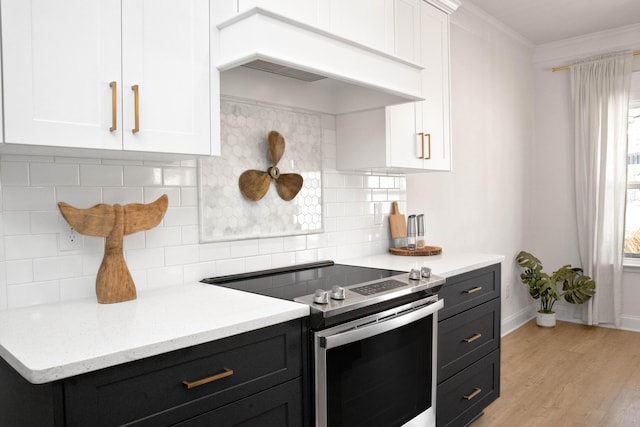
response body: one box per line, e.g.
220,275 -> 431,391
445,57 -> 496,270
215,8 -> 425,115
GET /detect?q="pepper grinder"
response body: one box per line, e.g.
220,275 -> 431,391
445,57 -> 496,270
407,215 -> 417,250
416,214 -> 425,249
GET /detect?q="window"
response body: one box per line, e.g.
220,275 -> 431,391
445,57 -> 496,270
624,72 -> 640,258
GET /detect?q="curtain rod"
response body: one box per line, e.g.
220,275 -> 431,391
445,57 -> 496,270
552,51 -> 640,72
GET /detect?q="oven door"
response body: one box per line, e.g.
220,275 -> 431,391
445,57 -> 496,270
314,296 -> 444,427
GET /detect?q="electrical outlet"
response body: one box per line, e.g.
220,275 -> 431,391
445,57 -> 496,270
59,222 -> 83,251
374,202 -> 383,225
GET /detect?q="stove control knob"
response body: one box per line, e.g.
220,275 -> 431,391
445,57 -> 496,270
421,266 -> 432,278
330,285 -> 346,300
313,289 -> 329,304
409,268 -> 421,280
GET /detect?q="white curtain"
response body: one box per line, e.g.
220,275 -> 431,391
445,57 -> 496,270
571,52 -> 632,327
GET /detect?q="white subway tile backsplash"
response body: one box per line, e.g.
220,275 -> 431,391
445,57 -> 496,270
199,242 -> 231,262
103,187 -> 145,205
60,276 -> 95,301
6,260 -> 33,285
56,187 -> 102,206
164,168 -> 197,186
145,226 -> 183,248
283,235 -> 306,252
31,211 -> 60,234
184,261 -> 216,283
123,232 -> 146,250
4,212 -> 30,236
33,255 -> 82,281
147,266 -> 183,288
5,234 -> 58,261
0,100 -> 405,310
164,206 -> 198,227
4,187 -> 55,211
215,258 -> 245,276
244,255 -> 272,272
165,244 -> 199,266
258,237 -> 284,254
344,175 -> 364,188
145,187 -> 180,206
181,225 -> 200,245
125,248 -> 165,270
123,166 -> 163,186
80,164 -> 123,186
270,252 -> 296,268
8,281 -> 60,309
30,163 -> 79,186
230,239 -> 260,258
181,187 -> 198,207
1,162 -> 29,186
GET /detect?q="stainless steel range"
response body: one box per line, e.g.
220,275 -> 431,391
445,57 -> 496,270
202,260 -> 445,427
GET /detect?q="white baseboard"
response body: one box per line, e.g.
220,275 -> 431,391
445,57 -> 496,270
501,305 -> 534,337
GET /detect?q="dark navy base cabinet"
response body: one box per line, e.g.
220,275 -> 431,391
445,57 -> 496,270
436,264 -> 501,427
0,318 -> 308,427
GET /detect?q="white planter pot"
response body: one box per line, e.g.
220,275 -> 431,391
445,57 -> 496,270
536,311 -> 556,327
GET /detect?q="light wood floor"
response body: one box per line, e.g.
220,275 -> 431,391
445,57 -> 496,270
470,320 -> 640,427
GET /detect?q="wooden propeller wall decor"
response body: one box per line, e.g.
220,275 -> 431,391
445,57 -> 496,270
239,130 -> 304,201
57,195 -> 169,304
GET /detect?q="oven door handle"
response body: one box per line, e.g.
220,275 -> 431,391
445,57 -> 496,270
321,298 -> 444,349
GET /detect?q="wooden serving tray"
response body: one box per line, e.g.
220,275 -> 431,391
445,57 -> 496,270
389,246 -> 442,256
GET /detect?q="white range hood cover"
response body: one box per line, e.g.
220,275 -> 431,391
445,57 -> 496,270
215,8 -> 425,113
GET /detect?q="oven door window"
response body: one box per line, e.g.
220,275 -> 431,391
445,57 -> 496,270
325,314 -> 433,427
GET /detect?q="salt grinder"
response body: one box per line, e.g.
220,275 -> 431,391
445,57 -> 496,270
407,215 -> 417,250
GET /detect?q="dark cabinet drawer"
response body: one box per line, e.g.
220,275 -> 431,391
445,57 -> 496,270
438,298 -> 500,381
438,264 -> 500,320
436,349 -> 500,427
64,319 -> 303,427
175,378 -> 303,426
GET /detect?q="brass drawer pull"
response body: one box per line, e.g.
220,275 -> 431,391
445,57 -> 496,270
417,132 -> 432,160
132,84 -> 140,134
463,387 -> 482,400
464,286 -> 482,294
109,81 -> 117,132
182,368 -> 234,389
463,333 -> 482,343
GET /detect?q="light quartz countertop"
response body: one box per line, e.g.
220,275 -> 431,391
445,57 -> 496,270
0,283 -> 309,384
340,252 -> 505,278
0,251 -> 504,385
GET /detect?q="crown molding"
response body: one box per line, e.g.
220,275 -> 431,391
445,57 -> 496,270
452,0 -> 534,49
424,0 -> 461,15
533,23 -> 640,65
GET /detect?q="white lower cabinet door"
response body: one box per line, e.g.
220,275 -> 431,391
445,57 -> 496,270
1,0 -> 123,150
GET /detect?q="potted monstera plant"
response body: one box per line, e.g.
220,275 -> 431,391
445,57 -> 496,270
516,251 -> 596,327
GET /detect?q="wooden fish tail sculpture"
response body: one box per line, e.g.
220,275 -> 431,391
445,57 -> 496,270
58,195 -> 168,304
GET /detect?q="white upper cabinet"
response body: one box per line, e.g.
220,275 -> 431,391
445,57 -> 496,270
337,0 -> 455,173
1,0 -> 213,156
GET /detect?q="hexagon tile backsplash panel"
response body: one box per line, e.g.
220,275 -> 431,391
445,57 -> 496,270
199,98 -> 323,242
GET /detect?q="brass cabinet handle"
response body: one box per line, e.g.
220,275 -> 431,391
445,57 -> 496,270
424,133 -> 431,160
463,333 -> 482,343
464,286 -> 483,294
182,368 -> 234,389
131,84 -> 140,134
109,81 -> 117,132
418,132 -> 425,159
463,387 -> 482,400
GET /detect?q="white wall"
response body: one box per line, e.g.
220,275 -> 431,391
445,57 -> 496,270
531,24 -> 640,329
407,3 -> 536,334
0,112 -> 405,310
